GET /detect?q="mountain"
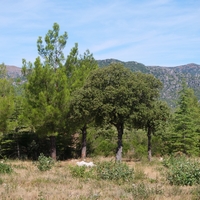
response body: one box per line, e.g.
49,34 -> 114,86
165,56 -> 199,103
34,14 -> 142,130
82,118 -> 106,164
5,61 -> 200,107
5,65 -> 22,78
97,59 -> 200,107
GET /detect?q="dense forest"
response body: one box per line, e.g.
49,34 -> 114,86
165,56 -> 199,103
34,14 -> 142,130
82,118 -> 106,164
0,23 -> 200,162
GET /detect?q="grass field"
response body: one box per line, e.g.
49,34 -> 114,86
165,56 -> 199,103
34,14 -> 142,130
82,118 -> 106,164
0,157 -> 199,200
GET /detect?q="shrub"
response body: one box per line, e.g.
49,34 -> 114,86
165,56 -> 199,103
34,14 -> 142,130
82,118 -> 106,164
126,183 -> 163,200
0,162 -> 13,174
69,165 -> 95,179
69,161 -> 134,183
163,156 -> 200,186
70,165 -> 87,178
96,161 -> 134,182
93,140 -> 116,157
36,153 -> 55,171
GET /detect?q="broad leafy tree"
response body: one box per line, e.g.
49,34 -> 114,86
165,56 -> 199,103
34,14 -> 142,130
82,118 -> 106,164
134,100 -> 170,161
68,87 -> 98,159
81,63 -> 162,161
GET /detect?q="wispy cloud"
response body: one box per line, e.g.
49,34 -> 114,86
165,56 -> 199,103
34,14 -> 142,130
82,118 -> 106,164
0,0 -> 200,66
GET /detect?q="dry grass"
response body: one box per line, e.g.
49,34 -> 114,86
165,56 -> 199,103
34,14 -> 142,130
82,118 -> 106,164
0,157 -> 199,200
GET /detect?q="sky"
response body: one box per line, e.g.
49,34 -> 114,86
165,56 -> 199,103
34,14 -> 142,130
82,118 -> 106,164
0,0 -> 200,67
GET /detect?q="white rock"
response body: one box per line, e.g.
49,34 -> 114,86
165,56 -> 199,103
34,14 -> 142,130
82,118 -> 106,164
76,161 -> 95,167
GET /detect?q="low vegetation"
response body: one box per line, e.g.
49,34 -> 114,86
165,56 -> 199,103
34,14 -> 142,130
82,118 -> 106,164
36,153 -> 55,171
0,156 -> 200,200
163,155 -> 200,186
1,23 -> 200,199
0,162 -> 13,174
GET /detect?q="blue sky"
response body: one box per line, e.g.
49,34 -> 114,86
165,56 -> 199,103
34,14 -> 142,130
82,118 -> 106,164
0,0 -> 200,67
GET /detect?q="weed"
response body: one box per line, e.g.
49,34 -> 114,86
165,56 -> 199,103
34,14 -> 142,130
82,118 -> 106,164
163,156 -> 200,186
36,153 -> 55,171
96,161 -> 134,182
134,167 -> 146,181
126,182 -> 163,200
191,186 -> 200,200
0,162 -> 13,174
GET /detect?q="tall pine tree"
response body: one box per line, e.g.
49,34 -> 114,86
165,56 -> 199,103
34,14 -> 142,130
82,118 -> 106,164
170,83 -> 200,156
22,23 -> 69,160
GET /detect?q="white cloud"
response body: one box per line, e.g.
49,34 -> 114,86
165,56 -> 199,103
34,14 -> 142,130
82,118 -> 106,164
0,0 -> 200,66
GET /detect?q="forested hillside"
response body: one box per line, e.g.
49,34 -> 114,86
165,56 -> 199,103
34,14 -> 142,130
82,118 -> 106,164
97,59 -> 200,107
1,23 -> 200,162
5,59 -> 200,107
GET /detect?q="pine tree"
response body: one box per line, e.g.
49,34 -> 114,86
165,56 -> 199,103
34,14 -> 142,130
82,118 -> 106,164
65,43 -> 98,159
170,83 -> 200,156
22,24 -> 69,160
0,63 -> 15,133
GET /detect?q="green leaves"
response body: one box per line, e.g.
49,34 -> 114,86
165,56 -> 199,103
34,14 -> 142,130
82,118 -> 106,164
0,63 -> 15,132
163,156 -> 200,186
170,83 -> 200,155
37,23 -> 68,69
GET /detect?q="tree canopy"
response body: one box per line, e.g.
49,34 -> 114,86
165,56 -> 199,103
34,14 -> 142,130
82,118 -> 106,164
79,63 -> 163,161
0,63 -> 15,133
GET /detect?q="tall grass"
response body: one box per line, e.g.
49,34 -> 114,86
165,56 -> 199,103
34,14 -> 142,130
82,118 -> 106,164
0,157 -> 199,199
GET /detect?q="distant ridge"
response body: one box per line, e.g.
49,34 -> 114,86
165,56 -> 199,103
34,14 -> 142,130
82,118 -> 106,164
97,59 -> 200,107
5,60 -> 200,107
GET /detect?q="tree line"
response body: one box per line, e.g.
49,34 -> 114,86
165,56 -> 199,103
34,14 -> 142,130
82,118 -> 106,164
0,23 -> 200,161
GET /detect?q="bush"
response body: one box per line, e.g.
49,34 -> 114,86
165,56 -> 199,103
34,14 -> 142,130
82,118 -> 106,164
70,165 -> 87,178
69,165 -> 95,179
93,140 -> 116,157
96,161 -> 134,182
126,183 -> 163,200
0,162 -> 13,174
69,161 -> 134,183
163,156 -> 200,186
36,153 -> 55,171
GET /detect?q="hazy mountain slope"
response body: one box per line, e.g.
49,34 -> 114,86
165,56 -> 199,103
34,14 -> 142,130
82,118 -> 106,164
5,61 -> 200,107
5,65 -> 22,78
97,59 -> 200,107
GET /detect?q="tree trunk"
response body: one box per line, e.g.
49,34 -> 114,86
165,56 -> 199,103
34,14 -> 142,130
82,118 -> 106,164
50,136 -> 56,160
16,136 -> 20,159
147,127 -> 152,162
116,123 -> 124,162
81,125 -> 87,159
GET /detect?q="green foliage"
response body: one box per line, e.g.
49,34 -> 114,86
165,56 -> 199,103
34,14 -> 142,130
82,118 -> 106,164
81,63 -> 162,161
192,186 -> 200,200
36,153 -> 55,171
0,63 -> 15,133
69,161 -> 134,183
87,125 -> 117,157
65,44 -> 98,93
70,165 -> 86,178
163,156 -> 200,186
69,165 -> 94,179
126,183 -> 163,200
96,161 -> 134,182
0,162 -> 13,174
22,24 -> 70,160
169,83 -> 200,156
37,22 -> 68,69
94,140 -> 116,157
131,129 -> 147,160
